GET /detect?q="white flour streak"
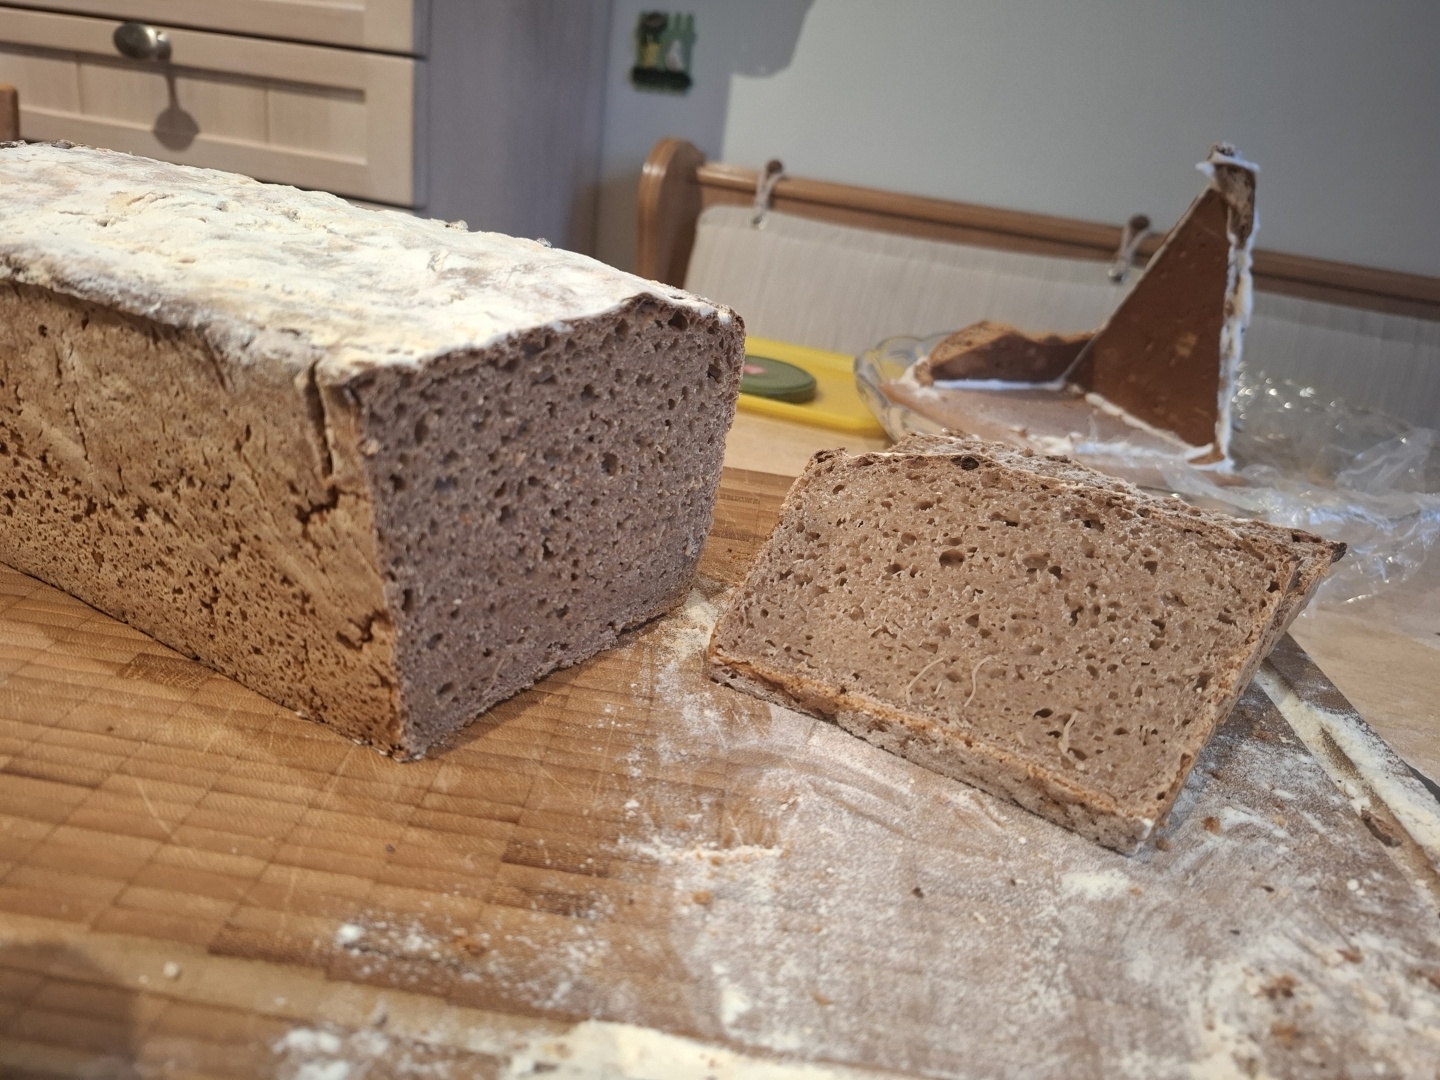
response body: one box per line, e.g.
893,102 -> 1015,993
1255,665 -> 1440,863
1058,868 -> 1134,901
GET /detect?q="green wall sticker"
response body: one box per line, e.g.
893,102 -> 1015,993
632,12 -> 695,94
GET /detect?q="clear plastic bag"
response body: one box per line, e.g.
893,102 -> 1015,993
1171,370 -> 1440,605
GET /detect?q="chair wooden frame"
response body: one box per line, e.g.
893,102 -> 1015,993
0,83 -> 18,142
637,137 -> 1440,321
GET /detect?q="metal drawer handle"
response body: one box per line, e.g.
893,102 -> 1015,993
114,21 -> 171,62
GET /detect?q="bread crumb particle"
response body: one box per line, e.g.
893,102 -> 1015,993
1261,974 -> 1296,1000
1269,1020 -> 1301,1046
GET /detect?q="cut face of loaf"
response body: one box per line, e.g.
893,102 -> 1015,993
707,441 -> 1310,853
0,143 -> 744,757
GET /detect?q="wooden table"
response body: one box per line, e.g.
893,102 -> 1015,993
1,412 -> 1437,1079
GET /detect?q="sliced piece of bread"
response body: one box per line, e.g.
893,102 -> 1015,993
890,433 -> 1344,657
707,438 -> 1333,852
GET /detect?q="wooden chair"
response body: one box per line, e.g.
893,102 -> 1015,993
637,137 -> 1440,319
635,137 -> 1440,426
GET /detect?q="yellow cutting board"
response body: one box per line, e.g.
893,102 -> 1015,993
737,337 -> 886,436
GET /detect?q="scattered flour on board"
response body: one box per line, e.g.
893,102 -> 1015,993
275,1014 -> 889,1080
1255,665 -> 1440,863
273,1022 -> 467,1080
1058,868 -> 1134,901
272,587 -> 1439,1079
612,584 -> 1440,1078
328,908 -> 614,1017
495,1019 -> 883,1079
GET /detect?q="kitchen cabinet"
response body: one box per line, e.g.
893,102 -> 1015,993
0,0 -> 611,252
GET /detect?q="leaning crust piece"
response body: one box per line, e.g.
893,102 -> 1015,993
706,439 -> 1330,853
0,143 -> 745,757
1068,145 -> 1258,459
886,146 -> 1259,470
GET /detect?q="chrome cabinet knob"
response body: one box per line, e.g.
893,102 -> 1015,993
113,21 -> 171,61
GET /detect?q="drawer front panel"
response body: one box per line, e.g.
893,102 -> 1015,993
1,0 -> 420,54
0,7 -> 415,205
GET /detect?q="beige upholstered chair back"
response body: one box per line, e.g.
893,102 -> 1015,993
638,139 -> 1440,427
684,205 -> 1440,427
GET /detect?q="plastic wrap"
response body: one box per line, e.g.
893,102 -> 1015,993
857,340 -> 1440,608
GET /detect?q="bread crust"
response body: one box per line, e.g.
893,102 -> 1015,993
915,321 -> 1091,385
707,650 -> 1155,852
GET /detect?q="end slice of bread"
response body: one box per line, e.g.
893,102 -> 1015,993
915,321 -> 1091,384
706,437 -> 1339,852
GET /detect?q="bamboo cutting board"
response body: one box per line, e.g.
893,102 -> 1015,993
0,468 -> 1437,1079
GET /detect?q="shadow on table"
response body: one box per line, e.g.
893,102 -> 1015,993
0,941 -> 140,1079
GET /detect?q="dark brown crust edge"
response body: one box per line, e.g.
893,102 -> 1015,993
707,646 -> 1156,853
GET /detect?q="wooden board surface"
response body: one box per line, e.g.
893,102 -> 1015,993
1,468 -> 1438,1079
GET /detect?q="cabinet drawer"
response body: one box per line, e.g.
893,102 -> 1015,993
0,6 -> 417,206
1,0 -> 422,54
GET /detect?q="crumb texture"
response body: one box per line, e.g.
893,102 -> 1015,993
361,298 -> 744,752
708,440 -> 1304,849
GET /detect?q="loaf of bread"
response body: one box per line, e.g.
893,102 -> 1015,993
0,143 -> 744,757
707,435 -> 1341,852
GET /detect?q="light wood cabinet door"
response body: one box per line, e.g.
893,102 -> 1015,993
2,0 -> 422,54
0,5 -> 417,205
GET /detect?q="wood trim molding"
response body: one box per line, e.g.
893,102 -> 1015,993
0,84 -> 16,142
638,138 -> 1440,321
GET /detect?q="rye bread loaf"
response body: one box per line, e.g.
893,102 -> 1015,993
707,438 -> 1336,852
0,143 -> 744,757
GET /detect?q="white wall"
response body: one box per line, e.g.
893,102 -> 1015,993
593,0 -> 811,271
719,0 -> 1440,278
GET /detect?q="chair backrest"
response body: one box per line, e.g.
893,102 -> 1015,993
638,138 -> 1440,427
684,204 -> 1128,354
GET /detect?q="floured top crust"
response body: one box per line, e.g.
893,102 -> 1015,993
0,143 -> 730,384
